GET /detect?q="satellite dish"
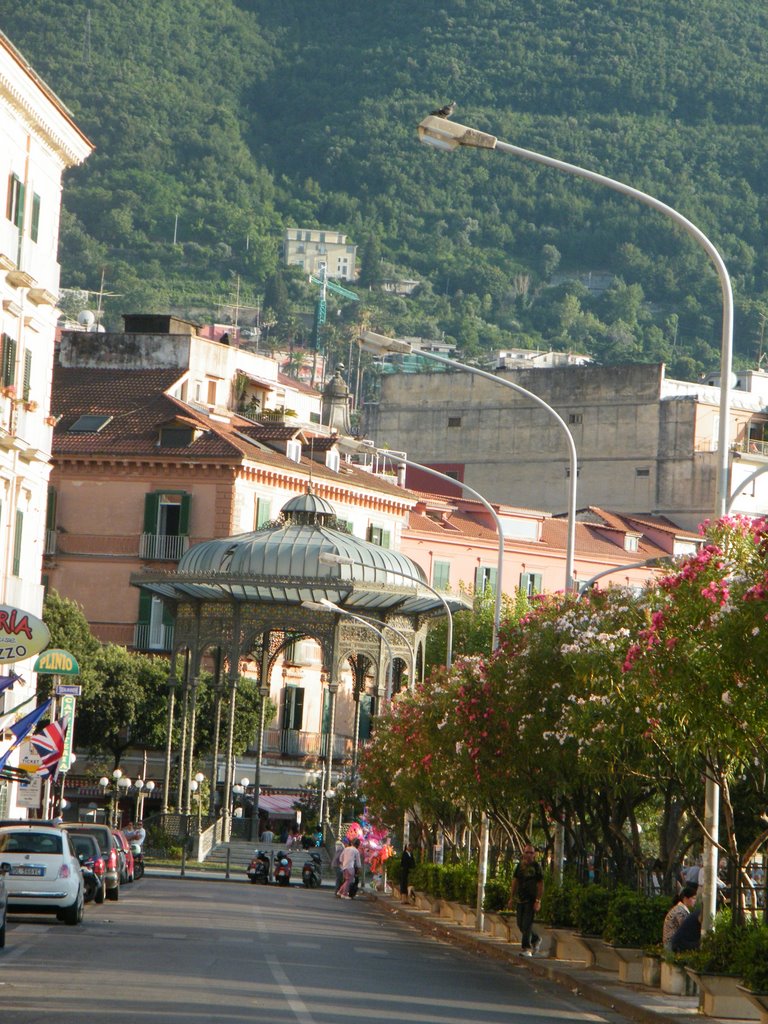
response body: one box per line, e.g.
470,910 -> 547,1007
77,309 -> 96,328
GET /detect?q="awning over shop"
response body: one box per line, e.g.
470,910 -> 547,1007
258,793 -> 298,817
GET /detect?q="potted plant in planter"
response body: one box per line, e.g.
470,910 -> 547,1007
736,926 -> 768,1023
545,874 -> 588,963
483,877 -> 515,940
573,885 -> 617,970
684,914 -> 758,1019
603,890 -> 669,983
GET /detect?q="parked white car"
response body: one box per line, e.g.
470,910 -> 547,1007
0,824 -> 84,926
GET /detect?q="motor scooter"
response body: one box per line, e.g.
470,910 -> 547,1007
273,851 -> 292,886
130,843 -> 145,881
301,851 -> 322,888
247,850 -> 271,884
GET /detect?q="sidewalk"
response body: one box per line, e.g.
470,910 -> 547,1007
369,891 -> 755,1024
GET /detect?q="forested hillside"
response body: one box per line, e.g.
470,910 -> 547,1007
4,0 -> 768,379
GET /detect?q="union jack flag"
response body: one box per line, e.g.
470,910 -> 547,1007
31,717 -> 69,781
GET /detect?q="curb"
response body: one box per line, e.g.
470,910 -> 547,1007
368,895 -> 697,1024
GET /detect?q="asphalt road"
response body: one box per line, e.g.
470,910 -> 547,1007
1,876 -> 629,1024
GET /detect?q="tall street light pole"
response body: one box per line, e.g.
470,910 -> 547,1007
360,331 -> 577,595
417,112 -> 733,932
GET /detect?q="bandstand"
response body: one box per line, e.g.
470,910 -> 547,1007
131,489 -> 466,839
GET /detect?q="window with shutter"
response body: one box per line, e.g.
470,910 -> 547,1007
284,686 -> 304,730
1,335 -> 17,386
30,193 -> 41,242
475,565 -> 497,593
432,561 -> 450,590
358,694 -> 376,740
22,350 -> 32,401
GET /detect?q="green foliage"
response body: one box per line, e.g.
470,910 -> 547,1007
685,910 -> 756,976
734,926 -> 768,993
603,889 -> 669,948
6,1 -> 768,374
575,885 -> 613,937
483,878 -> 510,913
541,873 -> 578,928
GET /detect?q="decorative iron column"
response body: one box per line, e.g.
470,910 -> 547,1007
207,647 -> 224,818
182,676 -> 200,817
250,632 -> 271,843
162,672 -> 177,814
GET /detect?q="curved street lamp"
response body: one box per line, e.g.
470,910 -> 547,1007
319,550 -> 455,669
416,111 -> 734,933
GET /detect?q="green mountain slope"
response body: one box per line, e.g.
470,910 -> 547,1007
4,0 -> 768,377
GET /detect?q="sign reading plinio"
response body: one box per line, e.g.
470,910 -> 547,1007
33,648 -> 80,675
0,605 -> 50,664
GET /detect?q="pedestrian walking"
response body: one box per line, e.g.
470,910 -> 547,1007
336,838 -> 361,900
508,844 -> 544,956
399,843 -> 415,904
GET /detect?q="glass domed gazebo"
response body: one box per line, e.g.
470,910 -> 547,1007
132,488 -> 467,839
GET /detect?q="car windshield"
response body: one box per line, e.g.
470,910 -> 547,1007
70,835 -> 97,857
68,826 -> 109,853
0,831 -> 63,855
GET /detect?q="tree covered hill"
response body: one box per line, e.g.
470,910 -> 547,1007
5,0 -> 768,379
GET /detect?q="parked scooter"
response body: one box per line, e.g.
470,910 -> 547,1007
130,843 -> 145,881
247,850 -> 271,884
302,851 -> 322,888
273,851 -> 292,886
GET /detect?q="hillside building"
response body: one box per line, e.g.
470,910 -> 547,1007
363,362 -> 768,531
283,228 -> 357,281
0,31 -> 93,817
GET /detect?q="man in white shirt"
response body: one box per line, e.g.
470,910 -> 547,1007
336,838 -> 361,899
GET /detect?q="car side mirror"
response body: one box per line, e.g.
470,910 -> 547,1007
0,861 -> 10,875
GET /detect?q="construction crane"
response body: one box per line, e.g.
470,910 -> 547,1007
308,263 -> 359,386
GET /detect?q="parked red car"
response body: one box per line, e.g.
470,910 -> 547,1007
112,830 -> 135,884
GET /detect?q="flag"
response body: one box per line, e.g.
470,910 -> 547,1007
31,718 -> 69,781
0,669 -> 23,695
0,692 -> 37,737
0,699 -> 52,774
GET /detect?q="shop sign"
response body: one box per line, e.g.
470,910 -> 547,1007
0,605 -> 50,664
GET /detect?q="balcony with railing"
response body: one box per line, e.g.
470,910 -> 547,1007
133,622 -> 175,652
139,532 -> 190,561
263,729 -> 356,761
733,437 -> 768,458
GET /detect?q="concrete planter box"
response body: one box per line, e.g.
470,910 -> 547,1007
612,946 -> 645,984
738,988 -> 768,1024
438,898 -> 475,927
550,928 -> 589,964
575,935 -> 621,972
413,891 -> 440,914
660,960 -> 698,996
686,971 -> 760,1020
484,911 -> 513,941
642,954 -> 662,988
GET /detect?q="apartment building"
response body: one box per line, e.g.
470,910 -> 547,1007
0,31 -> 93,815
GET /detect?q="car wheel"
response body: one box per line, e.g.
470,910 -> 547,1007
95,885 -> 105,905
106,885 -> 119,902
0,909 -> 6,949
62,892 -> 84,926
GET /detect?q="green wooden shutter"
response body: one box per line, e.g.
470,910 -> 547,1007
30,193 -> 41,242
2,335 -> 16,386
474,566 -> 484,592
161,600 -> 174,627
519,572 -> 531,595
531,573 -> 543,595
137,590 -> 152,625
14,180 -> 25,229
22,350 -> 32,401
433,561 -> 450,590
178,493 -> 191,536
12,510 -> 23,576
381,529 -> 391,549
46,487 -> 57,531
143,492 -> 160,533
